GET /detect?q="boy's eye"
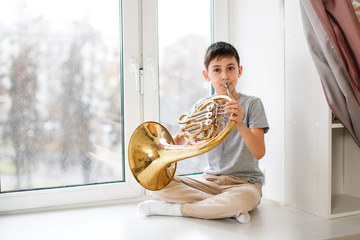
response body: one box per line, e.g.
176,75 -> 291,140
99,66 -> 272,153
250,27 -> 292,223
228,67 -> 235,70
213,68 -> 220,72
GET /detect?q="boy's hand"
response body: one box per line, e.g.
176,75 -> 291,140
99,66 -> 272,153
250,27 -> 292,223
225,101 -> 245,130
173,131 -> 185,145
225,100 -> 265,159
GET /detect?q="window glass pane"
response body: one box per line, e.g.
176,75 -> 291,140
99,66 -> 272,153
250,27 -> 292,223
158,0 -> 211,175
0,0 -> 123,192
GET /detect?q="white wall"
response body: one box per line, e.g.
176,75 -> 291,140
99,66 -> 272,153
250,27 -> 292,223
229,0 -> 285,203
284,0 -> 331,218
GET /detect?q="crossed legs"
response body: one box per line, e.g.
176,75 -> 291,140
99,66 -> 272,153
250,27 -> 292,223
138,174 -> 262,223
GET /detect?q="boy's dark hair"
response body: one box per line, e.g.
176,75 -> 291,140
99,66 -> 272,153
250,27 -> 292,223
204,41 -> 240,70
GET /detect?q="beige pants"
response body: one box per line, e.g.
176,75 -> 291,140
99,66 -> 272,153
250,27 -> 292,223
151,173 -> 262,219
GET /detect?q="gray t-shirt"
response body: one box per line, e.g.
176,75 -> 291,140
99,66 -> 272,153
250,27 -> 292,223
192,93 -> 269,187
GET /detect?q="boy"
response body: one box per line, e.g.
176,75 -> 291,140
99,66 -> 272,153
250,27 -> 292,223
138,41 -> 269,224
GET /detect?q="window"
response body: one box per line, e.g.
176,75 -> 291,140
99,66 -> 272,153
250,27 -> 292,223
0,0 -> 143,213
0,0 -> 227,213
0,0 -> 123,193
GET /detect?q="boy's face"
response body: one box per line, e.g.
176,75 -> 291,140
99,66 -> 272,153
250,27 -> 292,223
203,56 -> 242,96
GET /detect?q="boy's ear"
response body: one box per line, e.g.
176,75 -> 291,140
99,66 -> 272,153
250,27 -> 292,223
203,70 -> 211,82
238,65 -> 243,78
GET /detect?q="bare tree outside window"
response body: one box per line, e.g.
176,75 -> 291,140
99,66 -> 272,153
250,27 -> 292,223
0,1 -> 123,192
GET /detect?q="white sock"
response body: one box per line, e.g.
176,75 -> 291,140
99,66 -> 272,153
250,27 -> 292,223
235,212 -> 251,224
137,200 -> 182,217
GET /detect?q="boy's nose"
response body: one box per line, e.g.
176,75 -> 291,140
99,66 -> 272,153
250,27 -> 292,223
221,71 -> 229,80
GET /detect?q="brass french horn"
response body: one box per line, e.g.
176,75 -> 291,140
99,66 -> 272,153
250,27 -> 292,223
128,83 -> 235,190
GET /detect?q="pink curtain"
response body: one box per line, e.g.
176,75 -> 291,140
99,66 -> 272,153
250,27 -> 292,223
300,0 -> 360,147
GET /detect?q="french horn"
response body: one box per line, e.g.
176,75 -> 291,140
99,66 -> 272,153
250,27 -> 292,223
128,83 -> 235,190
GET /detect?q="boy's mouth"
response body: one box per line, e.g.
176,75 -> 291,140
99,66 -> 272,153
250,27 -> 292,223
223,83 -> 233,98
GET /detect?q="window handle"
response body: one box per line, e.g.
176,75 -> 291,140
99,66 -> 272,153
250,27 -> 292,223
130,58 -> 144,94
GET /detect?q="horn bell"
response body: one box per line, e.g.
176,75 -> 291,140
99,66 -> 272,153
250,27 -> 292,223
128,121 -> 177,191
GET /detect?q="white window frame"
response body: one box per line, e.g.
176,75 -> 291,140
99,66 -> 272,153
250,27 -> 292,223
212,0 -> 229,42
0,0 -> 144,214
0,0 -> 229,214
